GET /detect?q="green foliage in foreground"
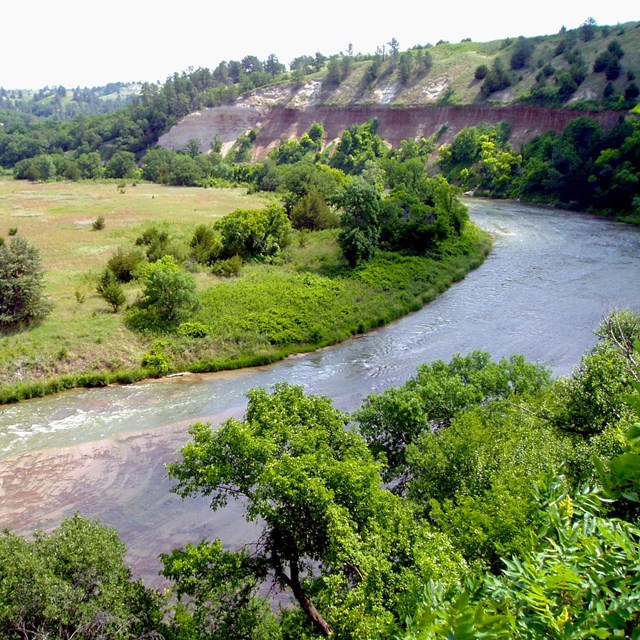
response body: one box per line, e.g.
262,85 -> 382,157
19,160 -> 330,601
2,312 -> 640,639
403,371 -> 640,640
0,514 -> 165,639
402,474 -> 640,640
166,383 -> 466,639
355,351 -> 552,489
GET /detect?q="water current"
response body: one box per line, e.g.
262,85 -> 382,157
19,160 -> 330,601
0,199 -> 639,582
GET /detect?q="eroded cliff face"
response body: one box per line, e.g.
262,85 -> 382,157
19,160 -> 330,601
158,102 -> 622,160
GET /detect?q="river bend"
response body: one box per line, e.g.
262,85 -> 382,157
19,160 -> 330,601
0,199 -> 638,583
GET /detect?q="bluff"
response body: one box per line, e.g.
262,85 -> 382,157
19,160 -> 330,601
158,20 -> 640,158
158,100 -> 622,160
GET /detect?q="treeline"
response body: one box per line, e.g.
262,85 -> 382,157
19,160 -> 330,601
439,115 -> 640,220
0,83 -> 137,119
0,38 -> 429,174
0,49 -> 327,170
1,310 -> 639,638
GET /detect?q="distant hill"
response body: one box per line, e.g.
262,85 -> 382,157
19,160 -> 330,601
0,19 -> 638,171
158,20 -> 640,157
0,83 -> 141,119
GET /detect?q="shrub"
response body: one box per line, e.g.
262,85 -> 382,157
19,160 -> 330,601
210,254 -> 243,277
141,340 -> 171,375
290,191 -> 339,231
96,267 -> 126,312
474,65 -> 488,80
107,247 -> 144,283
625,82 -> 640,100
92,215 -> 105,231
8,227 -> 17,236
510,37 -> 534,70
135,224 -> 184,263
214,204 -> 292,260
127,256 -> 199,331
189,224 -> 222,265
480,59 -> 512,96
177,321 -> 209,338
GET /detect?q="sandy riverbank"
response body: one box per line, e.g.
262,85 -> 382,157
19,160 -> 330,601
0,421 -> 256,587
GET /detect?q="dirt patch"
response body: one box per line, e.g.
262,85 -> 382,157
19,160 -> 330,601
420,77 -> 450,101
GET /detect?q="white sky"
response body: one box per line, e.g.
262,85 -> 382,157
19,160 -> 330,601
2,1 -> 637,89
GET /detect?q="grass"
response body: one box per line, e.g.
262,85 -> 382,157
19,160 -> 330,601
0,177 -> 491,403
0,178 -> 272,389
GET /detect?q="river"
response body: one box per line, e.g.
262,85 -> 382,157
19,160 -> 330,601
0,199 -> 639,584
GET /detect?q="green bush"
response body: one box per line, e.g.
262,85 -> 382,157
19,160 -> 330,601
127,256 -> 199,331
96,267 -> 126,312
214,204 -> 292,260
92,215 -> 105,231
0,237 -> 52,327
474,64 -> 488,80
210,254 -> 243,277
290,191 -> 339,231
189,224 -> 222,265
141,340 -> 171,375
135,224 -> 185,263
177,321 -> 209,338
107,247 -> 145,283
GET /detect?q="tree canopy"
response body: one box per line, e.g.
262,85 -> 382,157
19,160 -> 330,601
0,513 -> 165,639
167,383 -> 465,639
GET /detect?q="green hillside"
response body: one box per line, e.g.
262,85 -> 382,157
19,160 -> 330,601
306,20 -> 640,109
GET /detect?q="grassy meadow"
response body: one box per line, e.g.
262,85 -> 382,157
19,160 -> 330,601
0,178 -> 491,403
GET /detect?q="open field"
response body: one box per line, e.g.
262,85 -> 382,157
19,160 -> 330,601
0,179 -> 272,388
0,178 -> 491,403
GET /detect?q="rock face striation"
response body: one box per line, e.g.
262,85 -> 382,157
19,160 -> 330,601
158,82 -> 623,158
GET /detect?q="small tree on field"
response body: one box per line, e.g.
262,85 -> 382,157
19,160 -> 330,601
107,246 -> 144,282
474,64 -> 489,80
128,256 -> 199,331
290,191 -> 338,231
0,237 -> 52,328
96,267 -> 126,312
581,17 -> 597,42
338,178 -> 382,267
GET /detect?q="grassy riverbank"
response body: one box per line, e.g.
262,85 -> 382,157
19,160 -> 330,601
0,179 -> 491,404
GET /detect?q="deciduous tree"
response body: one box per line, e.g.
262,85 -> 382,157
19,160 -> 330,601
128,255 -> 198,330
167,384 -> 465,639
0,514 -> 165,639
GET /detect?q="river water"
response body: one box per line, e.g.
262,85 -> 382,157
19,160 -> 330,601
0,199 -> 639,583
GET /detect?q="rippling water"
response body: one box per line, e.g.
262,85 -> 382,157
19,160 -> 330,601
1,200 -> 639,583
1,199 -> 639,459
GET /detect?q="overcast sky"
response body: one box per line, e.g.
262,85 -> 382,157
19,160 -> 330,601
2,1 -> 637,89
